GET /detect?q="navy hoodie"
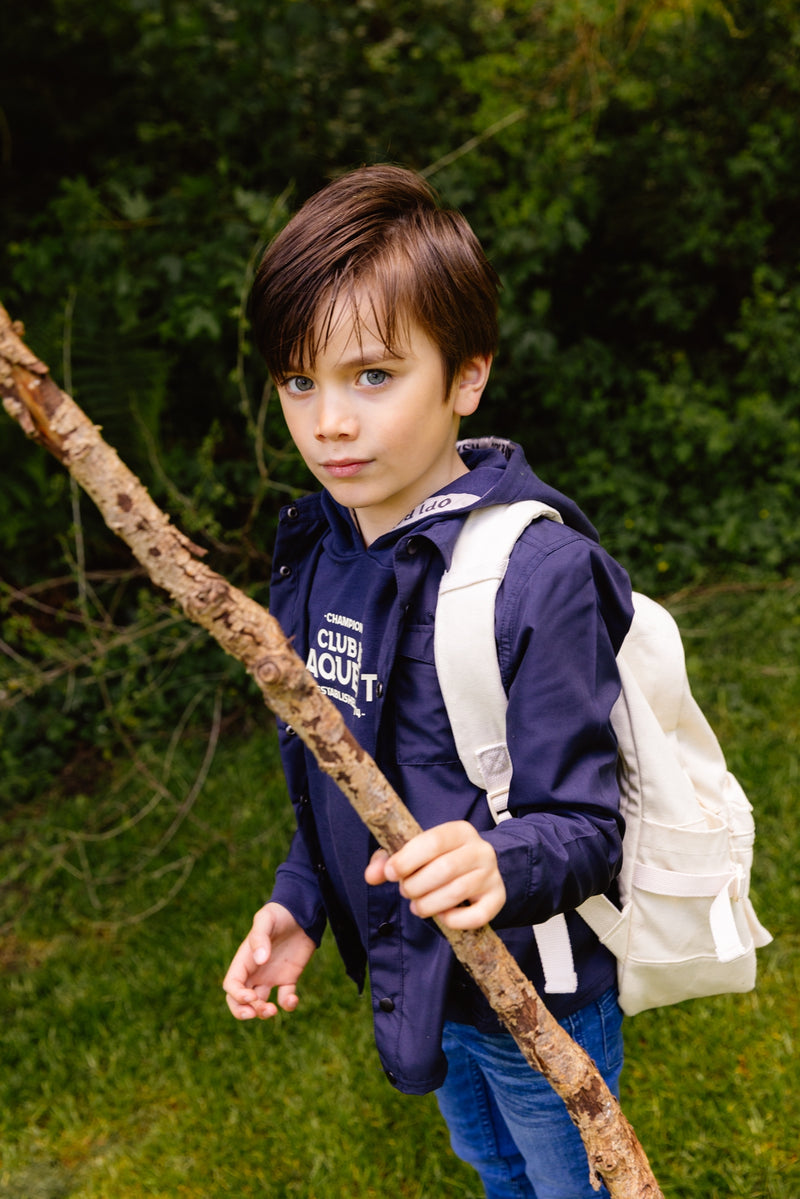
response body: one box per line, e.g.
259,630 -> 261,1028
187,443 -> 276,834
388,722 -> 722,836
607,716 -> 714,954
267,438 -> 633,1094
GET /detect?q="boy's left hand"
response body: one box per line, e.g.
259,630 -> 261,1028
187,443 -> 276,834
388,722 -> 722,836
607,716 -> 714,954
364,820 -> 506,929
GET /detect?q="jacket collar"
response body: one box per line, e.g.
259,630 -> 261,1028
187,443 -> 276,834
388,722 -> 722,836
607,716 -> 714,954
276,438 -> 600,568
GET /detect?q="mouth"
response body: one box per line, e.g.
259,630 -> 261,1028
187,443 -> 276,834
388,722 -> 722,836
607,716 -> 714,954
320,459 -> 371,478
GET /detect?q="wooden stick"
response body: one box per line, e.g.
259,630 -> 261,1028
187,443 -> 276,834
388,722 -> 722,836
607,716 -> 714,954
0,303 -> 664,1197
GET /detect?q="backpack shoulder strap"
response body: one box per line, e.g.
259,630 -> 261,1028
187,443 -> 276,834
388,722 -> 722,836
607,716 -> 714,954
435,500 -> 579,994
434,501 -> 562,822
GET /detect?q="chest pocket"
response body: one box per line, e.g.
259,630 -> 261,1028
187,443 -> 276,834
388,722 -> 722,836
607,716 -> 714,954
392,624 -> 461,765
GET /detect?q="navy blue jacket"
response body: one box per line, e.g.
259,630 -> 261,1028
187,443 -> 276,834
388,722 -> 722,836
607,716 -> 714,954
267,438 -> 634,1094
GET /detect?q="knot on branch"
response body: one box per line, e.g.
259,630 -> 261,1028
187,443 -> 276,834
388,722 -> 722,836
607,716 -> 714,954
186,578 -> 231,618
254,656 -> 283,685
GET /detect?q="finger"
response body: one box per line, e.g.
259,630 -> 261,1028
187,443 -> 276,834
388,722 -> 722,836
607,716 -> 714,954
405,867 -> 487,916
226,996 -> 258,1020
396,841 -> 490,902
223,970 -> 262,1007
276,983 -> 300,1012
222,938 -> 271,1000
250,908 -> 276,963
225,990 -> 277,1020
387,822 -> 476,882
435,896 -> 500,929
364,847 -> 390,886
385,827 -> 449,880
222,959 -> 254,998
424,879 -> 507,927
225,932 -> 265,981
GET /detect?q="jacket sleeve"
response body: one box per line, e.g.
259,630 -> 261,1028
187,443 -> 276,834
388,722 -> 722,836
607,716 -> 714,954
269,827 -> 329,946
266,730 -> 329,946
483,527 -> 633,929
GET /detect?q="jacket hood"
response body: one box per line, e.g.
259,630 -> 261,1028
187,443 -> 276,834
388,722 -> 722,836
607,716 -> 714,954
456,437 -> 600,542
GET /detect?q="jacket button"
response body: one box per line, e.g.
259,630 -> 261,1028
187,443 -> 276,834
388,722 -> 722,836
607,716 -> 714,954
286,505 -> 299,520
377,921 -> 394,937
375,681 -> 384,698
278,564 -> 292,578
378,997 -> 395,1013
406,538 -> 419,555
385,1070 -> 397,1085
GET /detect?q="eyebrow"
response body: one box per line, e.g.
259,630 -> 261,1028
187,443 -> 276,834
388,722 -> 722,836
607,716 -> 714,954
336,349 -> 406,369
282,347 -> 407,377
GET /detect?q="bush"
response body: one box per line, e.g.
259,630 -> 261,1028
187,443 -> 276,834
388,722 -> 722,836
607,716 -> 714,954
3,0 -> 800,794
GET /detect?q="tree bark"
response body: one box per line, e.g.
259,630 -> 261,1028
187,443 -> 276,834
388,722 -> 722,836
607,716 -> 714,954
0,302 -> 664,1198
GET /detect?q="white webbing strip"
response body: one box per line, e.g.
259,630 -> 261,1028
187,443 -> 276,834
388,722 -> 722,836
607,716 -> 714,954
475,744 -> 513,822
632,862 -> 741,899
634,862 -> 749,963
533,914 -> 579,994
709,873 -> 749,963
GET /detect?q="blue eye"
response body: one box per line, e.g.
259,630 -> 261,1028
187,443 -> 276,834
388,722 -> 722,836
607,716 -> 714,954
286,375 -> 315,394
360,369 -> 389,386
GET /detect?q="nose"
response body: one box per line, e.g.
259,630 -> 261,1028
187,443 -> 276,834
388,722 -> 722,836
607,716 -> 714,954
314,389 -> 358,441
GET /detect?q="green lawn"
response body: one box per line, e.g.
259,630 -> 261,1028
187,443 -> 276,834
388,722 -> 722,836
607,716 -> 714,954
1,578 -> 798,1198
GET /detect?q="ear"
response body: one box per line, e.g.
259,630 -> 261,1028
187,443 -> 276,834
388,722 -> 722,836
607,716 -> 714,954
452,355 -> 492,417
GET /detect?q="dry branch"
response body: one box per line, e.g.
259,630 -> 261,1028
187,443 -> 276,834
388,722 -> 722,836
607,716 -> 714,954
0,302 -> 664,1198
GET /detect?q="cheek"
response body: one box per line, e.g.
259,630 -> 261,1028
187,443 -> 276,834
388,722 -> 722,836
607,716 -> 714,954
383,423 -> 428,472
278,398 -> 293,430
281,403 -> 311,446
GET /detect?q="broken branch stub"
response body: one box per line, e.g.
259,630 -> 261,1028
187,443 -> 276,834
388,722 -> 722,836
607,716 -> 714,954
0,303 -> 663,1198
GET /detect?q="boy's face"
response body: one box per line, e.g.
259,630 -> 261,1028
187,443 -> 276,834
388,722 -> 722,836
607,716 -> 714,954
275,294 -> 490,545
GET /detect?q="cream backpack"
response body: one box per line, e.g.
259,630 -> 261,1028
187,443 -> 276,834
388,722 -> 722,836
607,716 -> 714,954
434,501 -> 772,1016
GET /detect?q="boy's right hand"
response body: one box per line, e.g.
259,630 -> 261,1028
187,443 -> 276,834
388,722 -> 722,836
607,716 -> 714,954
223,902 -> 316,1021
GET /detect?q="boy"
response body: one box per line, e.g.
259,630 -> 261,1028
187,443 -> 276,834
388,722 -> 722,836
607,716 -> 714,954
223,164 -> 634,1199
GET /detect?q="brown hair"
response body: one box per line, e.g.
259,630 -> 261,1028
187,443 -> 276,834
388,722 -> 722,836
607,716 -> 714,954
250,164 -> 499,396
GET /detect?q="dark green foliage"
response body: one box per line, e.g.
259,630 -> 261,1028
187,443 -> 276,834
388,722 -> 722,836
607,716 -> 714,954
2,0 -> 485,589
0,570 -> 264,808
438,0 -> 800,588
2,0 -> 800,801
4,0 -> 799,591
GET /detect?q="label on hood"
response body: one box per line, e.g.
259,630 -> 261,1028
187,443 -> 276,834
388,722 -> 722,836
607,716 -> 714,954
395,492 -> 481,530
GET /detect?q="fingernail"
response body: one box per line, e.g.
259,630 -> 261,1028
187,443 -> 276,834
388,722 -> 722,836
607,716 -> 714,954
254,946 -> 267,965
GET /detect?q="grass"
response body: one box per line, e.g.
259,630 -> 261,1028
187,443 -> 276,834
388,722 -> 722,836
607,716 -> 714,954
1,576 -> 798,1198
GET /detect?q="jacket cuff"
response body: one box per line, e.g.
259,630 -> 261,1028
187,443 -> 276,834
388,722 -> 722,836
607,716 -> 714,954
269,864 -> 328,946
483,824 -> 547,928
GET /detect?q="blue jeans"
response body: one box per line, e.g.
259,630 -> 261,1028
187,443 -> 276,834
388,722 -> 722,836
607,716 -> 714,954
435,987 -> 624,1199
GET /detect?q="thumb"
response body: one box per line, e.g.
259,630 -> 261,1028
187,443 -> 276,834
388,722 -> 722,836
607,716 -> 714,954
364,847 -> 391,886
251,905 -> 276,965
